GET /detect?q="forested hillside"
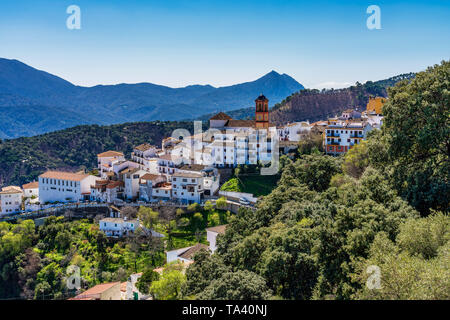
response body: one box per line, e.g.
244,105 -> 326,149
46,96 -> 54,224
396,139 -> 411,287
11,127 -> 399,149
0,121 -> 193,187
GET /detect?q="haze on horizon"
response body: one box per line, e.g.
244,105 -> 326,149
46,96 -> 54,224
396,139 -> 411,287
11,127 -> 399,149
0,0 -> 448,89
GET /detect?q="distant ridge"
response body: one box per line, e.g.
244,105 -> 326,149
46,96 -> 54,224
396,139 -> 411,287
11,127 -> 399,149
196,73 -> 416,123
0,58 -> 304,139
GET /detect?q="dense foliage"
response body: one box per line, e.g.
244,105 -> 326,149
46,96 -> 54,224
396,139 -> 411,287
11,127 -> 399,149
0,216 -> 165,299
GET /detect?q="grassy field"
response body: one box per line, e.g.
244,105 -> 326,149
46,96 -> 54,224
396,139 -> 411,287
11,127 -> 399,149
221,174 -> 279,197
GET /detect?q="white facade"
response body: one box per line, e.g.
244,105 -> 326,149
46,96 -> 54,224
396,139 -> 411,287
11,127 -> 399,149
205,225 -> 227,253
171,172 -> 204,204
278,121 -> 311,142
38,171 -> 100,203
123,169 -> 148,200
22,182 -> 39,200
97,151 -> 125,179
0,186 -> 23,215
99,217 -> 139,237
324,120 -> 373,155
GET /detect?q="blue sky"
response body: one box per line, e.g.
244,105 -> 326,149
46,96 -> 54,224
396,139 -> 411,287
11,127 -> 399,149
0,0 -> 448,88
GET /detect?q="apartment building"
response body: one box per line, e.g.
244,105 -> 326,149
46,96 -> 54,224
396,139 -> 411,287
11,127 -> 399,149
0,186 -> 23,215
38,171 -> 100,203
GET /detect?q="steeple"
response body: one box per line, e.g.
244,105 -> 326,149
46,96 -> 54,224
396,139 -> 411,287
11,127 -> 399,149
255,94 -> 269,128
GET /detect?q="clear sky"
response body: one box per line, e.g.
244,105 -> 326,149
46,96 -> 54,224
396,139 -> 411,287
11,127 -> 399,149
0,0 -> 448,88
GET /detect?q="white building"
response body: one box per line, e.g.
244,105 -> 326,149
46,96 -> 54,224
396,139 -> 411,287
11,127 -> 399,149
277,121 -> 311,142
324,119 -> 373,155
206,225 -> 227,253
138,173 -> 167,202
99,217 -> 139,237
97,151 -> 125,179
22,181 -> 39,199
0,186 -> 23,215
131,144 -> 158,170
121,168 -> 148,200
171,171 -> 204,204
166,243 -> 209,264
38,171 -> 100,203
91,180 -> 124,203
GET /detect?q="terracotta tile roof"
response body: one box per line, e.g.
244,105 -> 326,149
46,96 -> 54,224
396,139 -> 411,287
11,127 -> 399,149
210,112 -> 232,120
39,171 -> 90,182
140,173 -> 163,181
206,224 -> 227,234
172,172 -> 203,178
225,120 -> 255,128
71,282 -> 120,299
97,151 -> 124,157
178,243 -> 209,260
159,154 -> 179,161
135,143 -> 155,152
22,181 -> 39,189
106,181 -> 124,189
178,164 -> 206,172
0,186 -> 23,194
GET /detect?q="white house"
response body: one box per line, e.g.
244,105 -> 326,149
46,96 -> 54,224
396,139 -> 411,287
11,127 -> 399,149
277,121 -> 311,142
99,217 -> 139,237
22,181 -> 39,199
324,120 -> 373,155
97,151 -> 125,179
0,186 -> 23,215
171,171 -> 204,204
132,144 -> 158,170
206,225 -> 227,253
121,168 -> 148,200
138,173 -> 167,202
166,243 -> 209,264
177,164 -> 220,197
38,171 -> 100,203
91,180 -> 124,203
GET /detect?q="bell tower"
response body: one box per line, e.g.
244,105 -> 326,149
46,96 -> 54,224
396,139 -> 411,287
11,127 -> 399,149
255,94 -> 269,128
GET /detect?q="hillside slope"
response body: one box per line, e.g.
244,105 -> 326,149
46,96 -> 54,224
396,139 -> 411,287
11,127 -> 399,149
0,121 -> 194,187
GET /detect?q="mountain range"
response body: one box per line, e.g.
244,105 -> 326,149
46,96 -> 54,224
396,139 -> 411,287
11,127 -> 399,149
0,58 -> 304,139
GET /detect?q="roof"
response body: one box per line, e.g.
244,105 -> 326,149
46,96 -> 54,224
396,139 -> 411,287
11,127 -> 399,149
159,154 -> 179,161
134,143 -> 155,152
255,94 -> 268,101
22,181 -> 39,189
172,172 -> 203,178
106,181 -> 124,189
210,112 -> 232,120
100,217 -> 138,224
0,186 -> 23,194
71,282 -> 120,299
119,167 -> 140,175
97,151 -> 124,158
39,171 -> 90,182
178,164 -> 206,172
140,173 -> 163,181
178,243 -> 209,260
225,120 -> 256,128
206,224 -> 227,234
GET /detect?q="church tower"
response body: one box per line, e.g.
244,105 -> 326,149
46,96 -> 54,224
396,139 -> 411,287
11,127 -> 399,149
255,94 -> 269,128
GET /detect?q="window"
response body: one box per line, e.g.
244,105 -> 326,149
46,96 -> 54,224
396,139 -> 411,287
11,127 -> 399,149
191,179 -> 195,182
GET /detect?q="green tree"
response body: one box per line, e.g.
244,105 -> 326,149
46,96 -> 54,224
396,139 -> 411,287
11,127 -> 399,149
150,268 -> 186,300
381,60 -> 449,215
136,269 -> 160,295
197,270 -> 273,300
